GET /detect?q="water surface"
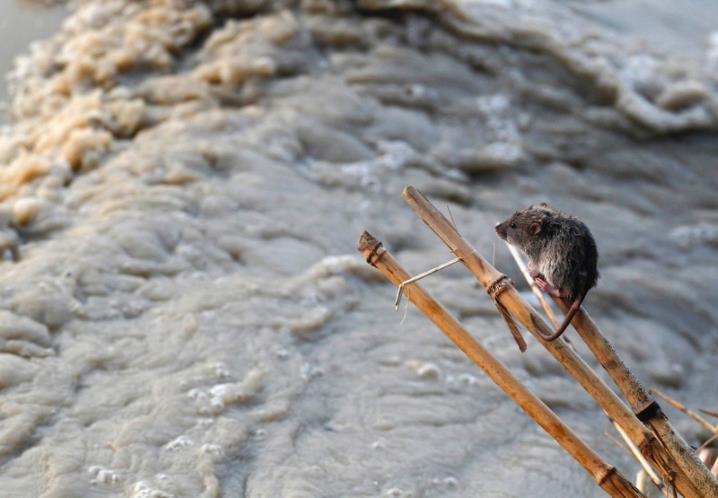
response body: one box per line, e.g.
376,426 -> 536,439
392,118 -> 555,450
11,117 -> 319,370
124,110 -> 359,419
0,1 -> 717,497
0,1 -> 67,117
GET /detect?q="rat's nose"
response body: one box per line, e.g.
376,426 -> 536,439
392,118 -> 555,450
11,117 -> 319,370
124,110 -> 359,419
495,222 -> 506,239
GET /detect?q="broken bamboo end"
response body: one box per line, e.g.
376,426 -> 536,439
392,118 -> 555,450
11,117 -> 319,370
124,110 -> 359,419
358,230 -> 384,266
402,185 -> 418,201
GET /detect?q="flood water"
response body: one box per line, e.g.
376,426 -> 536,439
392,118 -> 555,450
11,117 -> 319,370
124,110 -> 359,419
0,1 -> 68,118
1,1 -> 718,497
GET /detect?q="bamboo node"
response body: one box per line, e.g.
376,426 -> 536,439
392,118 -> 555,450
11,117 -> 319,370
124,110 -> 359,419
597,465 -> 618,486
636,400 -> 661,423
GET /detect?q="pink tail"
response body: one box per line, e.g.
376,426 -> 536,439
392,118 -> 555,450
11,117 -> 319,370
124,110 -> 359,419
542,296 -> 583,341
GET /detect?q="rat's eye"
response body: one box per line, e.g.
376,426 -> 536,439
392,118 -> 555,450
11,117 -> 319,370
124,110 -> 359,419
509,223 -> 517,229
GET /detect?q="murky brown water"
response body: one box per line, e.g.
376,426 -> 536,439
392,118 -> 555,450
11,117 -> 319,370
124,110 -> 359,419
1,1 -> 718,497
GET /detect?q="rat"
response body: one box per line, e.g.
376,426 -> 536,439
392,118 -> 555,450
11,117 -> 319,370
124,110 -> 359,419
494,203 -> 599,341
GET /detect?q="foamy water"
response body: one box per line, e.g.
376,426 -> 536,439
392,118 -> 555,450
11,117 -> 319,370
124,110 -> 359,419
1,1 -> 717,496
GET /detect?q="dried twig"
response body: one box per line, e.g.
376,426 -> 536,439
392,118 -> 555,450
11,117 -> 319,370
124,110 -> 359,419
607,429 -> 673,497
700,434 -> 718,452
650,387 -> 718,436
505,246 -> 672,493
394,257 -> 461,309
606,430 -> 634,457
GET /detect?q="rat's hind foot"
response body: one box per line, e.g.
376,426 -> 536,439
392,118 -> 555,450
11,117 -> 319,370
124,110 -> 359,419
533,277 -> 563,298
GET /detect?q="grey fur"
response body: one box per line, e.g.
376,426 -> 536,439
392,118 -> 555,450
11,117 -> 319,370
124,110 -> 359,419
495,203 -> 599,305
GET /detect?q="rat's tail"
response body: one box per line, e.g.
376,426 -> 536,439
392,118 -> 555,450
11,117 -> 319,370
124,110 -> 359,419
541,295 -> 584,341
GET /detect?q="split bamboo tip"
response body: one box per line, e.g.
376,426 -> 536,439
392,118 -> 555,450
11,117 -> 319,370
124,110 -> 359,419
402,185 -> 417,199
358,230 -> 379,255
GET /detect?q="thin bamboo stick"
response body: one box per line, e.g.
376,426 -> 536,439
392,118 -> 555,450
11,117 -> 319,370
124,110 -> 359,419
358,231 -> 643,497
401,185 -> 715,498
505,242 -> 560,328
506,240 -> 673,495
506,239 -> 674,494
613,422 -> 666,495
700,435 -> 718,452
650,388 -> 718,436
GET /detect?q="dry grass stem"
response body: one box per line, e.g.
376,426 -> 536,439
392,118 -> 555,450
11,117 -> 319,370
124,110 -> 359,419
506,246 -> 671,493
650,388 -> 718,436
606,430 -> 634,457
700,434 -> 718,452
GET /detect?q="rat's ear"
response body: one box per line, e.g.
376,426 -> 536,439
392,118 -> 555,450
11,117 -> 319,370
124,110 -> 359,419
529,222 -> 542,235
539,202 -> 549,207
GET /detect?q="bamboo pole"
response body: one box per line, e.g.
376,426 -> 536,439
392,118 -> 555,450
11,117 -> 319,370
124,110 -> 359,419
358,231 -> 643,497
552,299 -> 718,497
507,240 -> 668,494
401,185 -> 716,498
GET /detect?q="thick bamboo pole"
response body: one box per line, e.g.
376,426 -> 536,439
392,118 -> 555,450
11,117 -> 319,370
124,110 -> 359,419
508,242 -> 668,495
358,231 -> 643,497
554,282 -> 718,498
401,185 -> 716,498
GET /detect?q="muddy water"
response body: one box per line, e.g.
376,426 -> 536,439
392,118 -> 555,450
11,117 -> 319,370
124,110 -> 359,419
1,1 -> 718,497
0,1 -> 68,117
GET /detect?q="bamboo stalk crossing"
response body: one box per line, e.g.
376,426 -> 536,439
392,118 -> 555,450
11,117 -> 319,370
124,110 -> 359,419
401,186 -> 717,498
365,185 -> 718,497
358,231 -> 643,497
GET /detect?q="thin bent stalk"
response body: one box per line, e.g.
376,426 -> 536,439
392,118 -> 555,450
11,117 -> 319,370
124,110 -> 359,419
650,387 -> 718,436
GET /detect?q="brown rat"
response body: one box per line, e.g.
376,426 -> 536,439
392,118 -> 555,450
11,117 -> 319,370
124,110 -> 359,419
494,203 -> 599,341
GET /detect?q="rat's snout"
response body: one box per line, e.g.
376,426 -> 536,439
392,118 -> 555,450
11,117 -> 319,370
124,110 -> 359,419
495,222 -> 507,240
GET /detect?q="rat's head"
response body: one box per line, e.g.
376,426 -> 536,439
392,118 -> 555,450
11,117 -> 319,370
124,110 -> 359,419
495,203 -> 554,250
